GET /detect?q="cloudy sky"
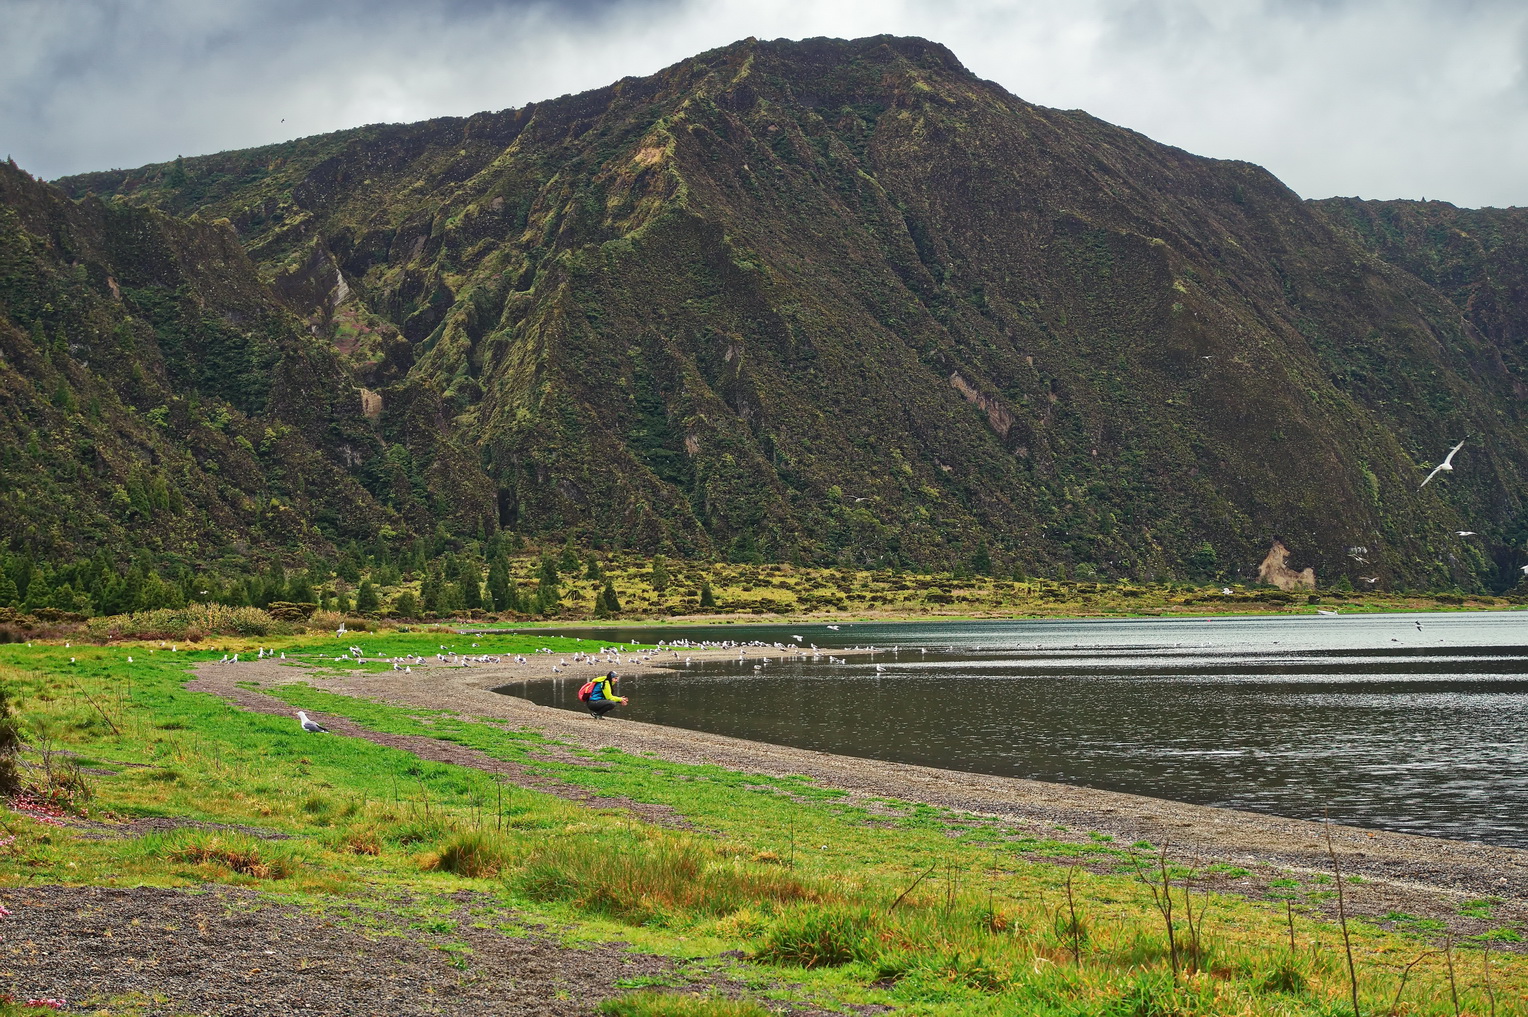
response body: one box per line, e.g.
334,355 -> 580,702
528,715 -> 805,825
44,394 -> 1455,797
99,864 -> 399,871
5,0 -> 1526,207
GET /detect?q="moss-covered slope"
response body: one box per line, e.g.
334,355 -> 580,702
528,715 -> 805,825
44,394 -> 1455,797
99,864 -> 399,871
0,160 -> 398,569
44,36 -> 1528,588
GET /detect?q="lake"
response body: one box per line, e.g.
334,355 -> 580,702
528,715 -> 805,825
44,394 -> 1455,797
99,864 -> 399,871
496,612 -> 1528,847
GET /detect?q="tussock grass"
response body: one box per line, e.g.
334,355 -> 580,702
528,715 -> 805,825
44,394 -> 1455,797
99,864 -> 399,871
427,829 -> 515,878
598,992 -> 772,1017
514,833 -> 827,925
158,831 -> 299,879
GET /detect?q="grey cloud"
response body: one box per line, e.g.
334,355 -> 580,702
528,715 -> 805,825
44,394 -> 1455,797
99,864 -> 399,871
4,0 -> 1527,206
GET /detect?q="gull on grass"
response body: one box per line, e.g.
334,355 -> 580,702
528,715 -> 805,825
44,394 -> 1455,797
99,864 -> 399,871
297,711 -> 329,733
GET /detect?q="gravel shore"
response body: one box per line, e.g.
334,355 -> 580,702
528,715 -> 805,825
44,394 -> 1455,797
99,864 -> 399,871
188,650 -> 1528,941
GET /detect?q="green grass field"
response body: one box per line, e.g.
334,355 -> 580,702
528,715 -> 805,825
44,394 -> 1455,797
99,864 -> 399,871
2,632 -> 1524,1015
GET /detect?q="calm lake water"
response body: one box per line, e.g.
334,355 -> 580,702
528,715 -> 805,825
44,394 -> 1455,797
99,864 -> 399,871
496,613 -> 1528,847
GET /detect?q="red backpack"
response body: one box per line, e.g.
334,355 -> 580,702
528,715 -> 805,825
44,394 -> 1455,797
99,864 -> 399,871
577,680 -> 597,702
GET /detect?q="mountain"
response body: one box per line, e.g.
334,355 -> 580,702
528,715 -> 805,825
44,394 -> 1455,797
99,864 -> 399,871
0,161 -> 396,576
21,34 -> 1528,589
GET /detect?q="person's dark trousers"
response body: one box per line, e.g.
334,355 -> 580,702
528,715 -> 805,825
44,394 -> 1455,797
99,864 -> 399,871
588,700 -> 617,719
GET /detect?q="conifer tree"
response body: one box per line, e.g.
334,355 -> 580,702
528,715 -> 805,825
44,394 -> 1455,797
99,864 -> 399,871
420,570 -> 442,616
0,571 -> 16,608
559,539 -> 580,574
650,555 -> 670,594
537,554 -> 560,598
355,580 -> 380,614
394,591 -> 419,618
600,579 -> 621,615
699,579 -> 716,609
487,557 -> 511,612
22,572 -> 52,613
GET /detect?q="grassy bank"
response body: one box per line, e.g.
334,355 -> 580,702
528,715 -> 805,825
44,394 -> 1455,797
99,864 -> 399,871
2,633 -> 1525,1015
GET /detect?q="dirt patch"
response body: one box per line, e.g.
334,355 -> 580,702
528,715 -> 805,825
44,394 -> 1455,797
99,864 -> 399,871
0,884 -> 677,1015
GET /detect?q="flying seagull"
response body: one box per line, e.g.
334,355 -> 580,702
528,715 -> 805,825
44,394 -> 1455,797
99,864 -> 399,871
1419,439 -> 1467,488
297,711 -> 328,733
1456,530 -> 1477,537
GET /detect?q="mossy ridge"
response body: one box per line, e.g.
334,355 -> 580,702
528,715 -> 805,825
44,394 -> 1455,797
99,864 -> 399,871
15,35 -> 1528,590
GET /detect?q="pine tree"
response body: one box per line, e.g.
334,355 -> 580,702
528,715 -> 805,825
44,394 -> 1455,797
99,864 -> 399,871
600,579 -> 621,615
22,571 -> 52,613
585,554 -> 603,581
537,554 -> 560,597
355,580 -> 380,614
699,579 -> 716,609
420,570 -> 442,616
650,555 -> 670,594
394,591 -> 419,618
487,557 -> 511,612
0,571 -> 16,608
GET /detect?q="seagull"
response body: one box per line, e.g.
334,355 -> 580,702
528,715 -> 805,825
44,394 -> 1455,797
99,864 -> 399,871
1420,438 -> 1466,488
1317,609 -> 1338,616
1361,577 -> 1379,584
792,635 -> 803,642
1520,565 -> 1528,575
297,711 -> 328,733
1456,530 -> 1477,537
826,624 -> 840,631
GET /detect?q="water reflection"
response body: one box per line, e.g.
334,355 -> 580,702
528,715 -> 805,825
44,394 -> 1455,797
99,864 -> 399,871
499,612 -> 1528,846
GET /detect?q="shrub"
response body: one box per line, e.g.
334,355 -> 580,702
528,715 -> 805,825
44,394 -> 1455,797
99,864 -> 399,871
84,604 -> 283,639
0,680 -> 20,798
753,904 -> 876,968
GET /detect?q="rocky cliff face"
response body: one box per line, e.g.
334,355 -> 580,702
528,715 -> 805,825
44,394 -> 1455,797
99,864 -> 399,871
34,36 -> 1528,588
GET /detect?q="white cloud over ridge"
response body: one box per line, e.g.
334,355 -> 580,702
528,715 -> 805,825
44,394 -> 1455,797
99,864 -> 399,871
4,0 -> 1526,207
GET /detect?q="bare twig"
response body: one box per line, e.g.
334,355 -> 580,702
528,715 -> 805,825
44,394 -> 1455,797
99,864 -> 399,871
1129,841 -> 1178,978
1444,935 -> 1460,1017
1390,950 -> 1436,1015
889,862 -> 938,913
1063,862 -> 1083,963
65,676 -> 120,736
1324,814 -> 1360,1017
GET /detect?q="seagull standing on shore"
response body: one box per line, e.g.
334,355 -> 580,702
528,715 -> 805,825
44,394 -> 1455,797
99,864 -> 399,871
297,711 -> 328,733
1420,438 -> 1467,488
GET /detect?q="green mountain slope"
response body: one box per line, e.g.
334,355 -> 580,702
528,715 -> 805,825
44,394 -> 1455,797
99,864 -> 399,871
37,36 -> 1528,588
0,160 -> 397,576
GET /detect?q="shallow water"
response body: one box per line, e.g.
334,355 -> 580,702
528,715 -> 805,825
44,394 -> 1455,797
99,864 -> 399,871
498,612 -> 1528,846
